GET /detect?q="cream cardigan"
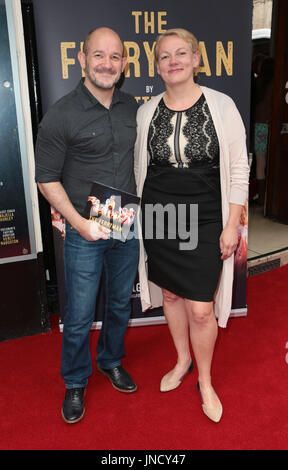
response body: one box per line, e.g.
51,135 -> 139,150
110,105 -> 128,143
134,86 -> 250,328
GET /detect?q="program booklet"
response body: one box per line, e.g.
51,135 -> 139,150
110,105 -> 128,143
83,181 -> 140,241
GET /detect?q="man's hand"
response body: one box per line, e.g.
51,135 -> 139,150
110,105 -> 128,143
37,182 -> 111,242
78,218 -> 111,241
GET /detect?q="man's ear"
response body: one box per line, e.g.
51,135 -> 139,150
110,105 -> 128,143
78,50 -> 86,70
121,56 -> 127,73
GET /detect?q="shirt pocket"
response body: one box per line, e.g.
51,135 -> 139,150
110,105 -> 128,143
73,127 -> 109,154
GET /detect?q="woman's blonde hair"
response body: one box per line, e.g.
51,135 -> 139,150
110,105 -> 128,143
154,28 -> 200,62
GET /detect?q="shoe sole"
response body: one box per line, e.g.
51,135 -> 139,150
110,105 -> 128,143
61,407 -> 85,424
97,366 -> 137,393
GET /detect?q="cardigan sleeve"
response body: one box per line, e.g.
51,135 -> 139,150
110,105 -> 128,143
222,98 -> 250,205
134,106 -> 145,194
134,111 -> 140,190
134,94 -> 164,196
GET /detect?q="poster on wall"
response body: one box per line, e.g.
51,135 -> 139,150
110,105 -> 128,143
0,0 -> 36,263
32,0 -> 253,325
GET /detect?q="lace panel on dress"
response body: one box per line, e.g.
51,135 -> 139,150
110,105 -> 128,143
148,94 -> 220,169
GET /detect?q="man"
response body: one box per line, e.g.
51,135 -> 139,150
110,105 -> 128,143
35,28 -> 139,424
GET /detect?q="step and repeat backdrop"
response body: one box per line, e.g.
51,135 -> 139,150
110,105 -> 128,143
32,0 -> 253,326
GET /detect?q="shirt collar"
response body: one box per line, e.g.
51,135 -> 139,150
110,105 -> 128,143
77,78 -> 125,110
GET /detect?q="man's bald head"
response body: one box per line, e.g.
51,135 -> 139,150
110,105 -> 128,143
82,27 -> 125,57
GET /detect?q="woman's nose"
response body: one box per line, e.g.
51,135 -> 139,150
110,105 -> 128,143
169,54 -> 179,65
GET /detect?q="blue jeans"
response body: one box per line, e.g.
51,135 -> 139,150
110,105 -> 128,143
61,225 -> 139,389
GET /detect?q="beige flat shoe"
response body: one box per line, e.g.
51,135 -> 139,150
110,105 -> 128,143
160,362 -> 193,392
197,382 -> 223,423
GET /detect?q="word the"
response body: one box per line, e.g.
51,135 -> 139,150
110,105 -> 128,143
132,11 -> 167,34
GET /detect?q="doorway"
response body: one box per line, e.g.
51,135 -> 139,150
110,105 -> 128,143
248,0 -> 288,267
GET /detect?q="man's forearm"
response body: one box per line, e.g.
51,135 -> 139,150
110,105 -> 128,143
37,181 -> 110,241
37,181 -> 84,232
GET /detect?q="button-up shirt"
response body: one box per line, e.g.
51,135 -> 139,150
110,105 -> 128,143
35,79 -> 138,214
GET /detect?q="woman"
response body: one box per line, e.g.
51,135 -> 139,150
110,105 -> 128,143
134,29 -> 249,423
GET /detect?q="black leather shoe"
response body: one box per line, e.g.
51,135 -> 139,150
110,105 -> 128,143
97,365 -> 137,393
61,387 -> 86,424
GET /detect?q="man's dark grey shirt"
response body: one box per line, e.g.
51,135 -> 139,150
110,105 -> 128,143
35,79 -> 138,214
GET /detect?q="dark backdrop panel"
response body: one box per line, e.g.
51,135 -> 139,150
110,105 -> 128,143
32,0 -> 253,125
31,0 -> 253,323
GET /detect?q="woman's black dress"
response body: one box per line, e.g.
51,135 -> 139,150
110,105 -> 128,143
141,94 -> 223,302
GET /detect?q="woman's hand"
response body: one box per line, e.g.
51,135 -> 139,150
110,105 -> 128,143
219,203 -> 243,260
219,224 -> 238,260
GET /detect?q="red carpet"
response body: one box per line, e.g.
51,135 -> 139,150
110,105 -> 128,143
1,264 -> 288,450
